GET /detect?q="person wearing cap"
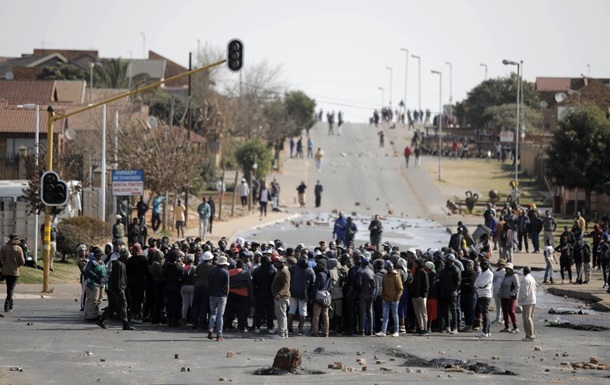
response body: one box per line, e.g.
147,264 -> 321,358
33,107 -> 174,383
271,256 -> 291,338
518,266 -> 536,341
125,244 -> 148,324
237,179 -> 250,208
356,256 -> 376,336
498,262 -> 520,333
207,255 -> 230,341
474,259 -> 493,338
1,234 -> 25,312
492,259 -> 506,323
97,247 -> 134,330
84,247 -> 107,321
112,215 -> 125,243
191,251 -> 214,329
439,253 -> 461,334
376,260 -> 403,337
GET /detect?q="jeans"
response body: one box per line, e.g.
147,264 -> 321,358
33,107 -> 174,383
518,232 -> 529,252
199,218 -> 209,239
152,213 -> 161,233
575,262 -> 584,283
442,295 -> 458,330
381,300 -> 399,333
358,296 -> 373,334
531,231 -> 540,252
476,297 -> 491,334
181,285 -> 194,321
460,291 -> 477,327
209,296 -> 227,335
544,263 -> 555,282
259,202 -> 268,216
501,298 -> 517,329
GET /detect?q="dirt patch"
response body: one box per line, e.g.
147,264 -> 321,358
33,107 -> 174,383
253,366 -> 325,375
390,350 -> 517,375
546,322 -> 609,331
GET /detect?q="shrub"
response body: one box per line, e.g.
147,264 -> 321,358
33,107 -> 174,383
57,216 -> 111,257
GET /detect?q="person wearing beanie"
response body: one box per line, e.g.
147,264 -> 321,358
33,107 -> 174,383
377,260 -> 403,337
356,256 -> 376,335
518,266 -> 537,341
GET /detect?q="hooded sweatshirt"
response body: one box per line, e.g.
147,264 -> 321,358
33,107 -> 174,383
289,259 -> 315,300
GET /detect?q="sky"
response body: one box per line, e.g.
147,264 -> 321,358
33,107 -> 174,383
1,0 -> 609,122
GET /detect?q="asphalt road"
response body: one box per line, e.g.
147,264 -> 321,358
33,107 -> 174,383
2,123 -> 610,384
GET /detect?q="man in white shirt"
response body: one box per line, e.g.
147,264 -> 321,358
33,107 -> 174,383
474,260 -> 494,338
518,266 -> 537,341
237,179 -> 250,208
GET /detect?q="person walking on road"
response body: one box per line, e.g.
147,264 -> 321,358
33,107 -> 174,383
518,266 -> 537,341
151,195 -> 165,234
296,181 -> 307,208
315,148 -> 324,172
97,247 -> 135,330
307,137 -> 314,158
404,145 -> 412,168
259,183 -> 270,217
1,234 -> 25,312
314,180 -> 323,208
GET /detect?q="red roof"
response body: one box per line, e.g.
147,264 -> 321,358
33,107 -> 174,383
535,77 -> 571,92
0,80 -> 57,105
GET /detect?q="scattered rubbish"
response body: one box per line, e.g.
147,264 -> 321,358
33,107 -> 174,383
83,351 -> 94,357
391,350 -> 516,375
253,367 -> 325,376
546,321 -> 609,331
9,367 -> 23,372
175,354 -> 179,359
226,352 -> 234,358
548,308 -> 588,315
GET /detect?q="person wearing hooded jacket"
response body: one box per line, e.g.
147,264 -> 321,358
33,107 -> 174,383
376,260 -> 403,337
288,255 -> 315,335
356,257 -> 376,335
1,234 -> 25,312
311,259 -> 333,337
498,262 -> 520,333
251,255 -> 277,333
411,258 -> 429,335
439,254 -> 461,334
474,259 -> 493,338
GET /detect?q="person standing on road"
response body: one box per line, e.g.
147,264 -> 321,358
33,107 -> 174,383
517,210 -> 530,253
529,209 -> 543,253
356,256 -> 376,336
197,197 -> 211,241
557,233 -> 574,284
207,255 -> 230,341
598,233 -> 610,288
314,180 -> 323,208
136,196 -> 149,225
151,195 -> 165,234
271,256 -> 291,339
439,254 -> 461,334
315,148 -> 324,172
296,181 -> 307,208
192,251 -> 213,330
518,266 -> 537,341
368,214 -> 383,251
125,244 -> 149,324
271,178 -> 281,210
259,183 -> 270,217
542,239 -> 557,284
307,137 -> 314,158
112,215 -> 125,242
337,111 -> 344,135
345,217 -> 358,247
311,259 -> 333,337
498,262 -> 519,334
84,247 -> 107,321
474,260 -> 493,338
410,258 -> 428,336
207,197 -> 215,234
1,234 -> 25,312
289,137 -> 295,158
404,145 -> 412,167
97,247 -> 135,331
414,146 -> 421,167
288,254 -> 315,335
492,259 -> 506,323
543,210 -> 557,247
376,260 -> 403,337
251,254 -> 277,333
333,212 -> 347,246
296,137 -> 303,158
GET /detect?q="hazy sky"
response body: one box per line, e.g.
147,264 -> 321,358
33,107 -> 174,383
1,0 -> 608,121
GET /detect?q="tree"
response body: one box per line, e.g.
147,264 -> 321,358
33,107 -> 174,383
234,139 -> 273,181
94,58 -> 150,89
484,103 -> 542,132
546,102 -> 610,209
37,63 -> 87,81
455,74 -> 539,129
284,90 -> 317,136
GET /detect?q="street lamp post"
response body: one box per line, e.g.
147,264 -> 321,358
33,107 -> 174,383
17,104 -> 40,265
502,59 -> 521,184
411,54 -> 421,111
385,66 -> 393,107
89,62 -> 95,104
377,87 -> 385,108
480,63 -> 488,80
431,70 -> 442,181
400,48 -> 409,109
445,62 -> 453,104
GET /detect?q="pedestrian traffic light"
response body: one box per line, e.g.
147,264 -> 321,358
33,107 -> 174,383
227,39 -> 244,72
40,171 -> 68,206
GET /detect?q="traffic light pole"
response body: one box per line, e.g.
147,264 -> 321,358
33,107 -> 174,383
40,58 -> 227,292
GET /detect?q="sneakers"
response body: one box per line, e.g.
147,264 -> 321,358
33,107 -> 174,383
122,323 -> 135,331
96,319 -> 108,329
499,328 -> 510,333
375,331 -> 386,337
392,332 -> 400,337
297,329 -> 304,336
207,330 -> 213,340
450,329 -> 458,334
510,328 -> 520,334
522,336 -> 534,341
478,332 -> 491,338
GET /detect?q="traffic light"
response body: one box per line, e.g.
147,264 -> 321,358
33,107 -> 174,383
40,171 -> 68,206
227,39 -> 244,72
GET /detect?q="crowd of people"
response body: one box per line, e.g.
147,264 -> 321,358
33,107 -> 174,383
73,216 -> 538,343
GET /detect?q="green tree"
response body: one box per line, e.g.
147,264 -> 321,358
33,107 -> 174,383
234,139 -> 273,180
94,58 -> 150,89
546,102 -> 610,208
455,74 -> 539,129
284,90 -> 317,136
37,63 -> 87,81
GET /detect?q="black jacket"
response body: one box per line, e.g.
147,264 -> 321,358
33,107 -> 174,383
439,263 -> 461,298
109,259 -> 127,292
126,254 -> 149,288
252,262 -> 277,299
411,268 -> 429,298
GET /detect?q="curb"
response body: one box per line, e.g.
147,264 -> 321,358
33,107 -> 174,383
547,287 -> 610,312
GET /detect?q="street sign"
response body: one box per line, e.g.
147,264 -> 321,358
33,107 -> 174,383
111,169 -> 144,196
499,131 -> 514,143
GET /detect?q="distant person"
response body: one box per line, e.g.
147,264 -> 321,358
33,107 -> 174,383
314,180 -> 323,208
174,199 -> 186,239
112,215 -> 125,243
296,181 -> 307,208
378,131 -> 385,147
259,183 -> 270,217
207,197 -> 216,234
1,234 -> 25,312
307,137 -> 314,158
414,146 -> 421,167
151,195 -> 166,234
237,179 -> 250,208
337,111 -> 344,136
197,197 -> 211,240
296,137 -> 303,158
404,145 -> 412,167
289,137 -> 295,158
136,196 -> 149,225
315,148 -> 324,172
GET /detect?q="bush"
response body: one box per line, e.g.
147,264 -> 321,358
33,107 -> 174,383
57,216 -> 111,257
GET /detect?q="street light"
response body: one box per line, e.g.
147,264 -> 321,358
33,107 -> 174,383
480,63 -> 488,80
411,54 -> 421,111
385,66 -> 393,107
89,62 -> 95,104
445,62 -> 453,104
17,103 -> 40,265
502,59 -> 521,184
377,87 -> 385,108
400,48 -> 409,109
431,70 -> 442,181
